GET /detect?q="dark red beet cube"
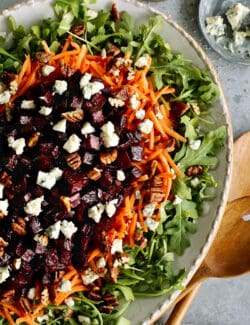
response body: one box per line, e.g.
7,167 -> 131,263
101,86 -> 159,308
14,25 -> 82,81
118,150 -> 131,169
65,172 -> 90,194
91,109 -> 105,126
82,151 -> 95,165
70,192 -> 81,208
85,134 -> 100,151
22,249 -> 35,262
82,190 -> 98,206
130,146 -> 143,161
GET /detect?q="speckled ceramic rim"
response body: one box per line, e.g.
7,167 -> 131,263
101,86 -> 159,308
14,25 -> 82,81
0,0 -> 233,324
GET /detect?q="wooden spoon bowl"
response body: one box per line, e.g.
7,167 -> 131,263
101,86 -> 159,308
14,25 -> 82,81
164,131 -> 250,324
165,196 -> 250,325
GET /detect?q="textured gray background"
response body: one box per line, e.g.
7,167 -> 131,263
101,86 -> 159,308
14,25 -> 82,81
0,1 -> 250,324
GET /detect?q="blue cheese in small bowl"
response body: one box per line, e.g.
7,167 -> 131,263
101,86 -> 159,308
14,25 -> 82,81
205,16 -> 226,37
225,2 -> 250,31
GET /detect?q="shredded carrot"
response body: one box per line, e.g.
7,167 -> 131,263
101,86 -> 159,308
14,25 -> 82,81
17,55 -> 31,85
2,306 -> 15,325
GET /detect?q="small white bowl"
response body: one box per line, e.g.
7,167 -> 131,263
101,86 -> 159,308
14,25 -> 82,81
199,0 -> 250,65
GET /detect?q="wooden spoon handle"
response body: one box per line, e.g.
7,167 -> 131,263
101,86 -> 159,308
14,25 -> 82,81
164,284 -> 202,325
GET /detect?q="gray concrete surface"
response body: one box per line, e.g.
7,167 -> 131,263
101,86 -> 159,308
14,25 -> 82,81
0,1 -> 249,324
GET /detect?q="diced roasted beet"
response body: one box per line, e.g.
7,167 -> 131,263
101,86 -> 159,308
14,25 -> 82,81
91,109 -> 105,126
56,237 -> 73,251
117,150 -> 131,169
41,272 -> 53,285
70,95 -> 83,108
29,216 -> 43,234
100,169 -> 113,189
5,153 -> 18,171
127,130 -> 142,143
53,210 -> 69,222
39,90 -> 53,106
0,253 -> 11,266
19,124 -> 37,136
11,175 -> 27,193
130,166 -> 143,179
59,250 -> 72,266
45,248 -> 61,272
72,224 -> 94,269
64,170 -> 90,194
82,151 -> 95,165
34,154 -> 53,171
83,93 -> 106,111
19,156 -> 32,172
115,115 -> 127,135
82,190 -> 98,206
130,146 -> 143,161
21,249 -> 35,262
30,185 -> 44,198
15,241 -> 26,257
21,260 -> 33,272
85,134 -> 100,151
39,141 -> 55,155
34,243 -> 46,254
97,189 -> 112,202
107,180 -> 122,196
70,192 -> 81,208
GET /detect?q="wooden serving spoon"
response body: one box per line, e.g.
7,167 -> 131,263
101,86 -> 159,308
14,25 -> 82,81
164,131 -> 250,325
165,196 -> 250,324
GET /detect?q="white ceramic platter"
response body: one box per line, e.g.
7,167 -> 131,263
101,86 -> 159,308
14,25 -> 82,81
0,0 -> 233,324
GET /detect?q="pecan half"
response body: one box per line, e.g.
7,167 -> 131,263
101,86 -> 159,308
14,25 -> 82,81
70,24 -> 86,36
0,237 -> 8,256
100,149 -> 118,164
88,290 -> 102,301
34,234 -> 49,247
186,165 -> 203,177
12,220 -> 27,236
35,51 -> 51,63
27,132 -> 41,148
103,292 -> 118,306
19,297 -> 32,314
1,289 -> 15,304
87,168 -> 102,181
106,42 -> 121,56
0,171 -> 12,187
111,3 -> 120,22
60,61 -> 74,78
62,109 -> 84,122
60,196 -> 71,214
66,152 -> 82,170
150,188 -> 165,203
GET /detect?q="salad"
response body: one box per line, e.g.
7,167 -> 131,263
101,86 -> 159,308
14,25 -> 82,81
0,0 -> 226,324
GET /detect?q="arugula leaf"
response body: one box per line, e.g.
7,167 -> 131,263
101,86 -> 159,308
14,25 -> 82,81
135,15 -> 164,59
177,125 -> 226,170
164,199 -> 198,255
